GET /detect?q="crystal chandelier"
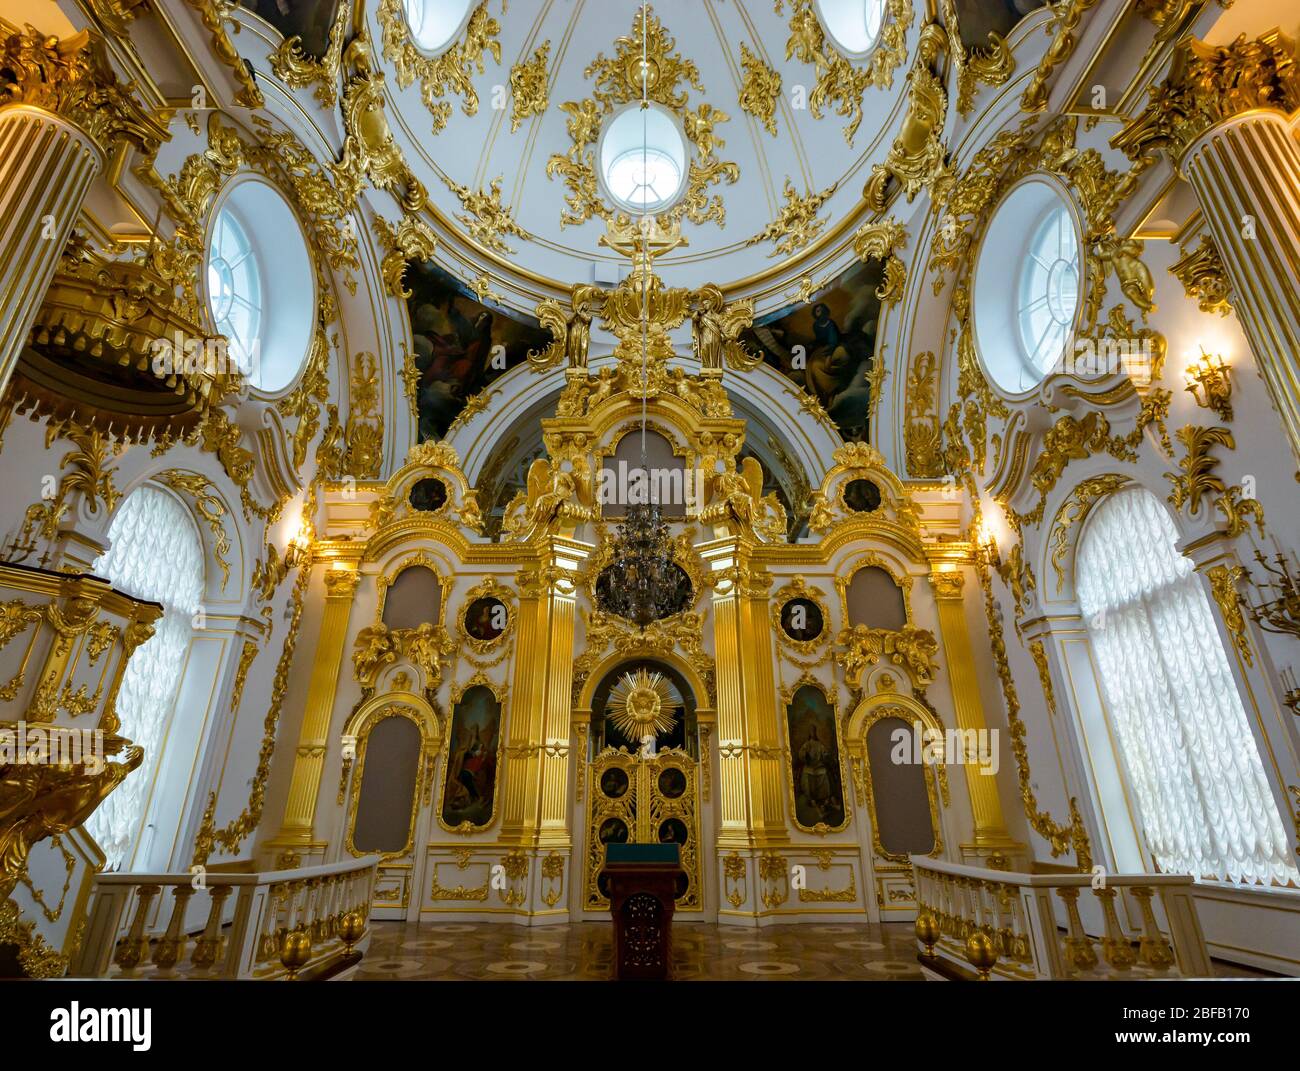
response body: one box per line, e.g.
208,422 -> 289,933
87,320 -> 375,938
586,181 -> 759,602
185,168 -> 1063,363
596,1 -> 690,629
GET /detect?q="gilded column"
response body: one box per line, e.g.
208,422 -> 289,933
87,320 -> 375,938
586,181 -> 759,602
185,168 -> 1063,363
500,540 -> 586,851
0,27 -> 155,395
703,539 -> 787,851
1118,32 -> 1300,462
268,565 -> 360,853
928,568 -> 1016,850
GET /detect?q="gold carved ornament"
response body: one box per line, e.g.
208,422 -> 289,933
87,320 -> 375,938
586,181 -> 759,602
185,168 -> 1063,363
509,40 -> 551,132
1207,564 -> 1254,668
545,6 -> 738,229
864,38 -> 952,211
377,0 -> 502,135
269,0 -> 350,106
1170,236 -> 1232,317
0,23 -> 166,150
778,0 -> 913,145
747,180 -> 837,258
334,30 -> 430,215
1019,0 -> 1103,113
1114,31 -> 1300,164
182,0 -> 264,108
938,0 -> 1015,116
1165,425 -> 1265,539
155,470 -> 233,590
737,41 -> 782,136
443,175 -> 530,255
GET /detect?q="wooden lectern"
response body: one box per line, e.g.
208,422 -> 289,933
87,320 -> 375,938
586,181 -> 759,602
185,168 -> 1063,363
603,843 -> 684,981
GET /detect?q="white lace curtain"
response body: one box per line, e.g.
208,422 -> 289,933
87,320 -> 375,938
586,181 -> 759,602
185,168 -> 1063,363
88,485 -> 205,869
1076,486 -> 1297,886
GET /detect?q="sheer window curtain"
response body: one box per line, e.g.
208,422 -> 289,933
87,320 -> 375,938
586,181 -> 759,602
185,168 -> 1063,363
1076,486 -> 1297,886
88,485 -> 205,869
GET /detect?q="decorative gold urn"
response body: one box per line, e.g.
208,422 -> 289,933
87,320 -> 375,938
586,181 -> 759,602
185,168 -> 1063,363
279,928 -> 313,980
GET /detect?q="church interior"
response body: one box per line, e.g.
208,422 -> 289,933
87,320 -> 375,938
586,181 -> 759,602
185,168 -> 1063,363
3,0 -> 1300,995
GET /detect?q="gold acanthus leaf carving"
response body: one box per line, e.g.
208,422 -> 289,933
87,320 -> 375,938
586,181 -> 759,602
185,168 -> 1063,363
0,23 -> 165,152
1170,236 -> 1232,316
1207,564 -> 1254,668
1165,425 -> 1265,538
182,0 -> 264,108
373,212 -> 438,299
747,180 -> 836,257
852,218 -> 909,303
737,41 -> 782,136
377,0 -> 502,134
443,175 -> 530,254
509,40 -> 551,132
779,0 -> 912,145
1115,30 -> 1300,164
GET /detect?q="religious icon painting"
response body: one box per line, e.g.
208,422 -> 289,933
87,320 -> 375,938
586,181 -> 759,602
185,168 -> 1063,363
842,478 -> 882,513
463,596 -> 507,643
784,684 -> 849,832
440,684 -> 502,831
780,597 -> 825,643
408,477 -> 448,513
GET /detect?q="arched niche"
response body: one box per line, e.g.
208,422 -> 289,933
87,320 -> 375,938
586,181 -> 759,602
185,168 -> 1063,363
574,645 -> 715,732
350,715 -> 422,858
589,657 -> 698,756
845,693 -> 948,863
598,427 -> 689,519
840,558 -> 911,631
344,695 -> 441,861
378,554 -> 446,629
781,678 -> 850,833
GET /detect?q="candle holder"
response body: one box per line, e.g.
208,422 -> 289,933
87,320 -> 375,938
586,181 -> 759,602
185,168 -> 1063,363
1244,544 -> 1300,642
1184,348 -> 1233,421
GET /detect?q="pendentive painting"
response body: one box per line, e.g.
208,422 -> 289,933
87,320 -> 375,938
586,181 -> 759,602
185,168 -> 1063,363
741,258 -> 882,443
405,260 -> 551,442
238,1 -> 341,57
441,684 -> 502,830
785,684 -> 848,832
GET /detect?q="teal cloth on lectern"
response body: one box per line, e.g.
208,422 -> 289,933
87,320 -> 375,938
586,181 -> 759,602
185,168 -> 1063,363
604,843 -> 680,864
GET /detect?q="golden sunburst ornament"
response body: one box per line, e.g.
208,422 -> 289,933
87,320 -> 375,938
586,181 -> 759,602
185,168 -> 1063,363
607,669 -> 679,740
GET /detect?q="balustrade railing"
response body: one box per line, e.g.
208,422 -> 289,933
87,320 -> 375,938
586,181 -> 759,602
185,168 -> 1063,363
911,856 -> 1212,980
71,856 -> 378,979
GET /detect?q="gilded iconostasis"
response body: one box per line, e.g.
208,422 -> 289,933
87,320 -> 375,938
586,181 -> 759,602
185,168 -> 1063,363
1,0 -> 1300,996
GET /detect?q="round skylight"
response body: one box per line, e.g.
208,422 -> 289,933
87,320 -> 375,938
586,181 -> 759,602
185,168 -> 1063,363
816,0 -> 886,56
403,0 -> 475,55
205,179 -> 315,394
973,178 -> 1083,394
599,104 -> 688,215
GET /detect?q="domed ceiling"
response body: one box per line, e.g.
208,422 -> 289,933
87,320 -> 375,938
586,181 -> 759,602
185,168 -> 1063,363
367,0 -> 921,300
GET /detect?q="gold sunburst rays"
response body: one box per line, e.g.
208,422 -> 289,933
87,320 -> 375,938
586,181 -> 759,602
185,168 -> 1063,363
607,669 -> 680,740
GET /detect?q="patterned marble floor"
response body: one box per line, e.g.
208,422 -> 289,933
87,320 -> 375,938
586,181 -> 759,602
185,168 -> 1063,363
353,919 -> 1277,981
354,920 -> 927,981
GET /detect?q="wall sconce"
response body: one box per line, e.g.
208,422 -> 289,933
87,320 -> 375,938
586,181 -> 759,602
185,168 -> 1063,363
282,520 -> 313,570
975,520 -> 1001,571
1184,348 -> 1233,421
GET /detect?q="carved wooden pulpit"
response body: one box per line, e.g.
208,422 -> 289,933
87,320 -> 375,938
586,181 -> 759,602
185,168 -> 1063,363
603,843 -> 684,981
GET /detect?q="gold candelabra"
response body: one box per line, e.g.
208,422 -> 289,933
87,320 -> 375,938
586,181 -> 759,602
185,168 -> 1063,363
1244,544 -> 1300,640
1184,348 -> 1233,421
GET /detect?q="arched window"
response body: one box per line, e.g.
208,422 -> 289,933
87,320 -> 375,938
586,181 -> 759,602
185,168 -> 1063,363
1076,487 -> 1297,886
88,485 -> 205,869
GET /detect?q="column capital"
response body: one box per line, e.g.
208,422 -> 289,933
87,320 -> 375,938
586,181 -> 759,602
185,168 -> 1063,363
928,568 -> 965,600
0,25 -> 163,155
1115,30 -> 1300,165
